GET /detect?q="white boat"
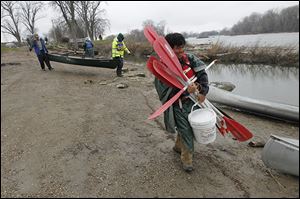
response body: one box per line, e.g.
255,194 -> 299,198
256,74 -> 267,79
207,86 -> 299,122
262,135 -> 299,176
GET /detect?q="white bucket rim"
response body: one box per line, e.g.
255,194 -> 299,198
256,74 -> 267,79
188,108 -> 216,126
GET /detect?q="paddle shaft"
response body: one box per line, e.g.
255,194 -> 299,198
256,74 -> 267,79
157,60 -> 254,141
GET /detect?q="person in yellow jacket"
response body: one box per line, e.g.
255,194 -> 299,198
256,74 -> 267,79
112,33 -> 131,77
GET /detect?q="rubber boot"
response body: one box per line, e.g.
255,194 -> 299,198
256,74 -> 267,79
181,143 -> 193,172
173,134 -> 182,154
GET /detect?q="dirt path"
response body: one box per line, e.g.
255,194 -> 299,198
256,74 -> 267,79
1,50 -> 299,197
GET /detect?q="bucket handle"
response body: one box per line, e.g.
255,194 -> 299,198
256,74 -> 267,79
190,103 -> 202,113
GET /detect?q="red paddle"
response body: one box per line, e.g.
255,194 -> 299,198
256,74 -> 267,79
144,26 -> 253,141
148,60 -> 193,120
153,37 -> 188,81
204,100 -> 253,141
147,56 -> 175,88
144,26 -> 159,45
147,57 -> 228,136
148,87 -> 186,120
152,60 -> 184,89
152,58 -> 253,141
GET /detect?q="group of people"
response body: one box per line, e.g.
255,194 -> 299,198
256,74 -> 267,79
30,33 -> 130,77
30,31 -> 209,172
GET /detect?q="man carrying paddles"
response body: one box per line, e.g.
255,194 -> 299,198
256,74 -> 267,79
154,33 -> 209,172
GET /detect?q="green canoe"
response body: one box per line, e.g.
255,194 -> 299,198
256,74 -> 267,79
48,53 -> 118,69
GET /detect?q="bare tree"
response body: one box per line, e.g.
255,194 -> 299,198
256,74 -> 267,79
94,17 -> 110,40
75,1 -> 109,41
19,1 -> 44,35
48,18 -> 69,42
51,1 -> 79,49
1,1 -> 22,45
142,19 -> 166,36
220,5 -> 299,35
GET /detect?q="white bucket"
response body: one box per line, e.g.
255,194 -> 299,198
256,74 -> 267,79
188,104 -> 217,144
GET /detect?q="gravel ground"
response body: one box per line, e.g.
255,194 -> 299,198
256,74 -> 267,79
1,49 -> 299,198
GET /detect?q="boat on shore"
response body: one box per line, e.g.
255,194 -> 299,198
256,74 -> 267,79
47,53 -> 118,69
207,86 -> 299,122
262,135 -> 299,176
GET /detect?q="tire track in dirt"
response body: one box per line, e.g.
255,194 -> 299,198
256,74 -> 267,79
204,154 -> 251,197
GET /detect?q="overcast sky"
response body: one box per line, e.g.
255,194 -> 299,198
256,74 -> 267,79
1,1 -> 299,42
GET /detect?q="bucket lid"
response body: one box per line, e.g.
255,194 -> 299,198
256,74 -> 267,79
189,108 -> 216,125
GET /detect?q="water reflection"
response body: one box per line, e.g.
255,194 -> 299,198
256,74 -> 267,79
208,64 -> 299,106
210,64 -> 299,78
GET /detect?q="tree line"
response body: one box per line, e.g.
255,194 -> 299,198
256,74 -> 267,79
1,1 -> 109,48
221,5 -> 299,35
2,2 -> 298,46
181,5 -> 299,38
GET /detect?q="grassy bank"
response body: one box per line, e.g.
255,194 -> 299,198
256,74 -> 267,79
1,45 -> 24,54
192,42 -> 299,67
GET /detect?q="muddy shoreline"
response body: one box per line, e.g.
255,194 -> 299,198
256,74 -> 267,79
1,50 -> 299,197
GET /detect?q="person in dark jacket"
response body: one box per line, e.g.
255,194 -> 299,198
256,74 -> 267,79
30,34 -> 53,71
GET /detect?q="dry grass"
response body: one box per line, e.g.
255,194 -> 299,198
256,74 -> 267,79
198,42 -> 299,67
45,40 -> 299,67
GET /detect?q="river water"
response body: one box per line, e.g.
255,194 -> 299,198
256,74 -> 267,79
187,33 -> 299,107
207,64 -> 299,106
186,32 -> 299,49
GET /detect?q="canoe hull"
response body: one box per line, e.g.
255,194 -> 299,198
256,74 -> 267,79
262,135 -> 299,176
48,53 -> 118,69
207,86 -> 299,122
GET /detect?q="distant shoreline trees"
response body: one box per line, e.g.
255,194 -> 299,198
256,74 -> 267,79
182,4 -> 299,38
221,5 -> 299,35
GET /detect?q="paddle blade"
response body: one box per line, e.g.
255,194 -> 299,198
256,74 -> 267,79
144,26 -> 159,45
153,37 -> 187,81
148,88 -> 185,120
216,120 -> 227,136
224,117 -> 253,141
147,56 -> 175,88
152,60 -> 184,89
